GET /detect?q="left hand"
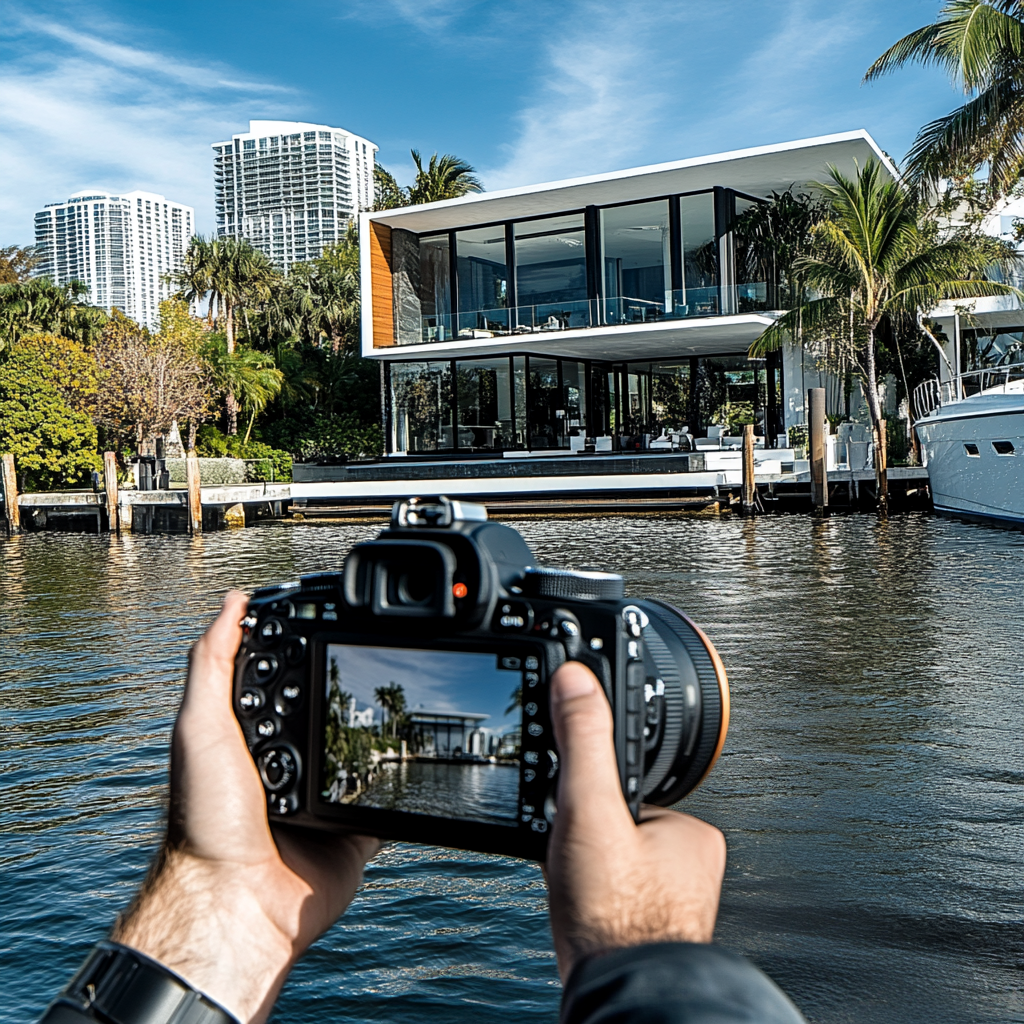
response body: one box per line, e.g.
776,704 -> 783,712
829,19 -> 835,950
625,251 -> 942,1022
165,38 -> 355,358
112,591 -> 378,1024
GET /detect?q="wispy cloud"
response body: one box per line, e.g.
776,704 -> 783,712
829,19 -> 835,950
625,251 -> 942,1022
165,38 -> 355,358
482,1 -> 698,190
0,10 -> 297,240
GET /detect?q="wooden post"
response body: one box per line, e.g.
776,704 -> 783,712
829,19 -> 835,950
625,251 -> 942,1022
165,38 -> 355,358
103,452 -> 119,533
808,388 -> 828,512
186,450 -> 202,535
876,419 -> 889,515
741,423 -> 756,515
2,453 -> 20,534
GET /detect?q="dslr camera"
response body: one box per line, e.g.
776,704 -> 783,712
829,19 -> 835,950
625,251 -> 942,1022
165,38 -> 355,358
234,497 -> 729,860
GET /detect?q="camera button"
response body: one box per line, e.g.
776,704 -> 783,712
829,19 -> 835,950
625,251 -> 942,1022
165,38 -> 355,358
239,689 -> 264,713
525,656 -> 539,670
259,618 -> 285,646
252,655 -> 278,682
626,740 -> 639,766
271,794 -> 298,816
524,671 -> 540,688
275,684 -> 302,715
524,702 -> 538,717
523,768 -> 536,782
524,751 -> 539,764
527,723 -> 543,737
285,638 -> 307,665
501,656 -> 521,670
256,719 -> 276,738
531,818 -> 548,833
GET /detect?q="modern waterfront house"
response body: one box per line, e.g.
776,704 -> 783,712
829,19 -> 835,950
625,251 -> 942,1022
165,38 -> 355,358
213,120 -> 378,272
359,131 -> 899,459
33,190 -> 195,331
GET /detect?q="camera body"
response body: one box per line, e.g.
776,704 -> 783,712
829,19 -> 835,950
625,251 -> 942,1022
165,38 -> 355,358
234,497 -> 728,861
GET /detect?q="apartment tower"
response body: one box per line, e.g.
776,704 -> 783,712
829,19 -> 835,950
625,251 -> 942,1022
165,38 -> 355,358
212,120 -> 377,270
33,190 -> 195,330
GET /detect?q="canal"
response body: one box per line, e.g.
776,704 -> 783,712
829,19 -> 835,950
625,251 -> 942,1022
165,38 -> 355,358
3,514 -> 1022,1023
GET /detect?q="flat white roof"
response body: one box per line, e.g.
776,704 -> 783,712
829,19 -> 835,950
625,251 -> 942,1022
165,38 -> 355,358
368,130 -> 896,233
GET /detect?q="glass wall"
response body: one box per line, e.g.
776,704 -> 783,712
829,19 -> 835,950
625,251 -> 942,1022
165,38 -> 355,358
419,234 -> 451,341
513,214 -> 590,330
961,326 -> 1024,370
561,361 -> 587,440
456,358 -> 513,451
601,200 -> 672,324
733,197 -> 769,312
527,357 -> 561,448
651,362 -> 691,434
456,225 -> 508,335
678,194 -> 718,315
389,361 -> 452,453
513,356 -> 527,449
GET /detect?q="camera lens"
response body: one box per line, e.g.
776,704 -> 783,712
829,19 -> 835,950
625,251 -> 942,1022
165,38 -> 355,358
634,600 -> 729,806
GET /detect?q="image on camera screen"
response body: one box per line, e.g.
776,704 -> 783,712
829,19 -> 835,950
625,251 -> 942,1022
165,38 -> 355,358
321,645 -> 524,827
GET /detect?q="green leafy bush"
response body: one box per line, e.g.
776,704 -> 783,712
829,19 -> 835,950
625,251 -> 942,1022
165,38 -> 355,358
296,416 -> 383,462
0,334 -> 100,490
195,424 -> 292,481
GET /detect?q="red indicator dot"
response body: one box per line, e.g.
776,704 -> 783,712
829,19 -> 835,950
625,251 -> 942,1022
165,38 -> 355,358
452,582 -> 468,599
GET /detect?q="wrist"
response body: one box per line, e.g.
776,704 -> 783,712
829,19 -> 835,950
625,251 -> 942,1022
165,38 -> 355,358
111,847 -> 299,1024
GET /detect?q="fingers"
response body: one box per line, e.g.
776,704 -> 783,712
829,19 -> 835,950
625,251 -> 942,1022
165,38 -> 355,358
182,591 -> 249,722
549,662 -> 631,829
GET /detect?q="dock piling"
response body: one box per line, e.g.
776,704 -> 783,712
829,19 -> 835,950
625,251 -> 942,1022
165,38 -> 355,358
2,453 -> 21,534
808,388 -> 828,512
741,424 -> 756,515
186,450 -> 202,535
103,452 -> 119,533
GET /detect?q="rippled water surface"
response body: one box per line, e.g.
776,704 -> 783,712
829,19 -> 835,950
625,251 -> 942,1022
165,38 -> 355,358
3,514 -> 1023,1023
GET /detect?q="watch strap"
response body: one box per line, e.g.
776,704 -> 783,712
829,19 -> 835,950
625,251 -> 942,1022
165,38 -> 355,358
39,942 -> 239,1024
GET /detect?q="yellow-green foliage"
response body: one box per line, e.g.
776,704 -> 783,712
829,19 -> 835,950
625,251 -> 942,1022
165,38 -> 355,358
0,333 -> 100,489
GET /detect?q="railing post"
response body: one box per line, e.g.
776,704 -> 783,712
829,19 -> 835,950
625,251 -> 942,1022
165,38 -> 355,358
2,453 -> 21,534
103,452 -> 119,533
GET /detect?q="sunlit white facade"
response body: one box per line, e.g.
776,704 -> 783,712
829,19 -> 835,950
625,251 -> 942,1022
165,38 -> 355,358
212,120 -> 377,271
33,190 -> 195,330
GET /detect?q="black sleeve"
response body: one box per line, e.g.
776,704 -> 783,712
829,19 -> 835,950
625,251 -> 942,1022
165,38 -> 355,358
560,942 -> 807,1024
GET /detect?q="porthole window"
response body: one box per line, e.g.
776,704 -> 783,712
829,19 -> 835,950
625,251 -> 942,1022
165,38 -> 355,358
963,443 -> 980,457
992,440 -> 1016,455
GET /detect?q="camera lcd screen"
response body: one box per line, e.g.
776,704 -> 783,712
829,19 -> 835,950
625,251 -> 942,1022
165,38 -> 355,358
321,645 -> 524,827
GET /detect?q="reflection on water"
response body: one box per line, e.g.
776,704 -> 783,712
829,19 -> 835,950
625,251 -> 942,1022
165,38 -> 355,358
356,759 -> 520,826
3,514 -> 1022,1024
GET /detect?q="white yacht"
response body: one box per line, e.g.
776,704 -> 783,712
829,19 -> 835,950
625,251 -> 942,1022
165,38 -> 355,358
914,368 -> 1024,526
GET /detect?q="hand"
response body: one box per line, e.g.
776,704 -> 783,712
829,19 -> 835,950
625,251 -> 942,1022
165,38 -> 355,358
112,592 -> 378,1024
545,662 -> 726,981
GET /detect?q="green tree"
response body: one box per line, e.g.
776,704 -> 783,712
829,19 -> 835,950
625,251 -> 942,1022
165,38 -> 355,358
374,683 -> 407,740
0,278 -> 108,352
201,335 -> 283,441
751,160 -> 1020,510
374,165 -> 409,210
0,245 -> 41,284
0,334 -> 100,489
865,0 -> 1024,193
408,150 -> 482,204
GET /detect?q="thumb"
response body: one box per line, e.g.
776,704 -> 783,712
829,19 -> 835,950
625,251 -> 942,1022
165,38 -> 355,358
549,662 -> 630,827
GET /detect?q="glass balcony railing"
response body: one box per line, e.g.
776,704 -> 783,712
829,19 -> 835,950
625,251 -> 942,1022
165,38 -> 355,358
411,285 -> 773,344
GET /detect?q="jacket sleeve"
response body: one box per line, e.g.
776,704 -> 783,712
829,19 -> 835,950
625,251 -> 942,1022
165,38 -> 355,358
560,942 -> 807,1024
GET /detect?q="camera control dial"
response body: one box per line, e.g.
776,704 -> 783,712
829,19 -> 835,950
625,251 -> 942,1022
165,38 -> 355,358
258,747 -> 297,793
522,567 -> 625,601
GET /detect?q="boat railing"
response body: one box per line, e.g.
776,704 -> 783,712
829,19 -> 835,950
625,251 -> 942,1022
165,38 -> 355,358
913,365 -> 1024,420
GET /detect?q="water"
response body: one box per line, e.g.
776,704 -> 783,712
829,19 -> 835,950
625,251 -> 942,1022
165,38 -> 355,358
3,514 -> 1022,1024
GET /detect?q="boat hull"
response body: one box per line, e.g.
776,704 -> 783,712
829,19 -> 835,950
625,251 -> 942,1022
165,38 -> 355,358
916,396 -> 1024,526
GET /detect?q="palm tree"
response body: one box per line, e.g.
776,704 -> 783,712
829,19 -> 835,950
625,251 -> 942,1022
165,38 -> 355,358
288,225 -> 361,352
373,166 -> 409,210
0,278 -> 107,351
374,683 -> 406,740
751,160 -> 1020,511
175,235 -> 216,324
408,150 -> 482,204
865,1 -> 1024,192
202,335 -> 283,438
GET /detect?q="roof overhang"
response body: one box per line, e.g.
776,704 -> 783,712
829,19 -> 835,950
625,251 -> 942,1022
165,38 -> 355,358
367,313 -> 779,363
366,130 -> 896,234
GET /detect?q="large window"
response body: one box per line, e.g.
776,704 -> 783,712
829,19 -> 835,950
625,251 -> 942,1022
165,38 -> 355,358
390,361 -> 452,453
601,200 -> 671,324
962,326 -> 1024,370
419,234 -> 451,342
679,194 -> 718,315
514,214 -> 589,330
456,225 -> 508,335
733,196 -> 769,312
527,357 -> 561,448
456,358 -> 513,451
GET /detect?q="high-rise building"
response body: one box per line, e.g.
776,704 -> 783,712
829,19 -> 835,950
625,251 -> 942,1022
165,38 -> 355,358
212,120 -> 377,270
33,190 -> 195,330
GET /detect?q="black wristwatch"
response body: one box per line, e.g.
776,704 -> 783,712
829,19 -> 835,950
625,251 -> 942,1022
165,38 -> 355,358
39,942 -> 240,1024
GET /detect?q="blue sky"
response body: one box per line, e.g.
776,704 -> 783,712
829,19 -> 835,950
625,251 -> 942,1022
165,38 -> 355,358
1,0 -> 959,242
326,643 -> 521,730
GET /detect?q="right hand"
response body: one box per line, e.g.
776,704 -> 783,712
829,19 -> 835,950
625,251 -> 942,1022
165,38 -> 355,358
545,661 -> 727,980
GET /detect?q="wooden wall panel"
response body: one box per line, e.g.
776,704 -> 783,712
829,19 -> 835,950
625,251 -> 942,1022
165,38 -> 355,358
369,222 -> 394,347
